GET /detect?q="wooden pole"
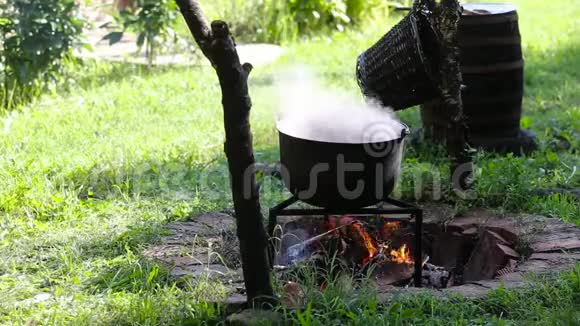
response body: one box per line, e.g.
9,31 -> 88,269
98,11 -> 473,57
175,0 -> 274,306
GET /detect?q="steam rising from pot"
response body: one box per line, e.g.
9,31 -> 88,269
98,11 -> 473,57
276,68 -> 404,144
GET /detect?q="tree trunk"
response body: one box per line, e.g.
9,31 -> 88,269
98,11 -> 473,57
432,0 -> 474,198
175,0 -> 274,306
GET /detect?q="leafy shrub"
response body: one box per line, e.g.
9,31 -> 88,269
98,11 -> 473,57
104,0 -> 181,66
205,0 -> 295,44
289,0 -> 352,34
210,0 -> 385,44
0,0 -> 85,109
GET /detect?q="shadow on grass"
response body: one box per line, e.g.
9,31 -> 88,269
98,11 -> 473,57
89,252 -> 172,293
69,216 -> 177,294
52,145 -> 284,208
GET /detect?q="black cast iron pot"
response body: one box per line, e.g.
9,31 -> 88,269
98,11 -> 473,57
278,122 -> 409,209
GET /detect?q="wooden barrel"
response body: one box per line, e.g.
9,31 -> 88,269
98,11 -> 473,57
421,3 -> 526,146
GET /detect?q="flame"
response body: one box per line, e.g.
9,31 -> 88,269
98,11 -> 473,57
326,218 -> 415,268
390,244 -> 413,265
351,222 -> 378,265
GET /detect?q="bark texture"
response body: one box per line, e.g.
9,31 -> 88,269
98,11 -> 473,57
175,0 -> 274,305
431,0 -> 474,196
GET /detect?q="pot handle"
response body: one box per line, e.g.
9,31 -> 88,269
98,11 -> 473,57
400,122 -> 411,139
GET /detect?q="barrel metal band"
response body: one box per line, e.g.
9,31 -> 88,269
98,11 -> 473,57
460,14 -> 518,26
459,36 -> 522,46
461,60 -> 524,74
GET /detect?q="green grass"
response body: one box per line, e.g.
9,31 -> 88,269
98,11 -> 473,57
0,0 -> 578,324
277,266 -> 580,325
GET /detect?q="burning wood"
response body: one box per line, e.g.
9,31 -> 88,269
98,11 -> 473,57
276,215 -> 463,289
284,218 -> 416,275
345,221 -> 379,266
275,208 -> 526,291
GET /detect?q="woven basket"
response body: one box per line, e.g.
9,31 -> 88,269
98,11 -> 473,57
356,7 -> 439,110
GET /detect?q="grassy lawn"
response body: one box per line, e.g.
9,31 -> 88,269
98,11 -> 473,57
0,0 -> 578,324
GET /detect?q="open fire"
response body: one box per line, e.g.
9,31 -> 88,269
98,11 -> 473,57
275,214 -> 427,287
275,212 -> 465,291
271,196 -> 525,292
390,244 -> 413,265
270,196 -> 434,288
324,218 -> 414,268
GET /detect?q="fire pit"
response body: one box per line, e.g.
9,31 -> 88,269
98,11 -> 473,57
143,206 -> 580,305
267,202 -> 549,291
268,196 -> 424,287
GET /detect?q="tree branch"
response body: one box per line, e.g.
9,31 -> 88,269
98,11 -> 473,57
175,0 -> 213,62
175,0 -> 274,306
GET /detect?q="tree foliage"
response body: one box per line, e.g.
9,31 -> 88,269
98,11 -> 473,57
211,0 -> 384,44
0,0 -> 85,109
289,0 -> 380,33
104,0 -> 180,66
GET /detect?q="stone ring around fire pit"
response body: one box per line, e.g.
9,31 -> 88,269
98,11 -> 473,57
378,206 -> 580,299
142,206 -> 580,304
